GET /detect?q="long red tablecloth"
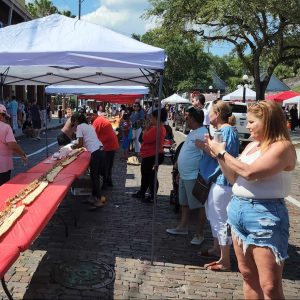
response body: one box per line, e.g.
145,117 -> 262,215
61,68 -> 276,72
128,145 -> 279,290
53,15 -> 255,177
0,152 -> 91,281
26,151 -> 91,177
0,243 -> 20,278
0,172 -> 75,251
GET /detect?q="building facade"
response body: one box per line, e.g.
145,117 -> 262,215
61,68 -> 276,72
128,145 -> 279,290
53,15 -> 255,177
0,1 -> 45,105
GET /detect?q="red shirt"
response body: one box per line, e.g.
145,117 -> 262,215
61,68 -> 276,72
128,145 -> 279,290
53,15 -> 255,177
92,116 -> 119,151
140,125 -> 166,158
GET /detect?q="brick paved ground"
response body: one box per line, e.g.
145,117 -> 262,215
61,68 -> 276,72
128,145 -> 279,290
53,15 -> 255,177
1,130 -> 300,299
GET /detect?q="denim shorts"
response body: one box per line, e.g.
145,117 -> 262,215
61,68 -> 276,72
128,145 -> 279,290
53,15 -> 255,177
227,195 -> 290,264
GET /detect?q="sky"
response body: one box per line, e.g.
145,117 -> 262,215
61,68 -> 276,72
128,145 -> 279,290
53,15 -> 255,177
25,0 -> 231,56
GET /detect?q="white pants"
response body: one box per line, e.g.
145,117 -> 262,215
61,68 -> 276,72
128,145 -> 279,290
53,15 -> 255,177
205,182 -> 232,246
132,127 -> 142,153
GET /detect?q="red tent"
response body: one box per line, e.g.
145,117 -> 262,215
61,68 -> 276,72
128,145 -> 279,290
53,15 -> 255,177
78,94 -> 142,104
266,91 -> 300,103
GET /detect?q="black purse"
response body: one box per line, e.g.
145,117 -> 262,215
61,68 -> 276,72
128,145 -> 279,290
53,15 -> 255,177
192,174 -> 211,204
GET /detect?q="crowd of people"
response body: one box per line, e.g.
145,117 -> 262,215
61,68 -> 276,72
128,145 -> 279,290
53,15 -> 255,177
0,96 -> 50,140
0,92 -> 297,299
165,95 -> 296,299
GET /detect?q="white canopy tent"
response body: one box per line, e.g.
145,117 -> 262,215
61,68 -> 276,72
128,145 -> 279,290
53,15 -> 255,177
161,93 -> 190,105
0,14 -> 166,272
223,86 -> 256,101
283,96 -> 300,106
45,85 -> 150,105
45,85 -> 149,95
0,14 -> 165,90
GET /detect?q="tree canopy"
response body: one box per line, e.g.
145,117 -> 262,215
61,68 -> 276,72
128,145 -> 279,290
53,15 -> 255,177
146,0 -> 300,100
134,28 -> 214,96
26,0 -> 75,18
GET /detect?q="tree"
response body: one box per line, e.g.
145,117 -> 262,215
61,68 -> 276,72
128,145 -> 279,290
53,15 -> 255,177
26,0 -> 75,18
138,28 -> 212,96
146,0 -> 300,100
59,10 -> 76,18
26,0 -> 58,18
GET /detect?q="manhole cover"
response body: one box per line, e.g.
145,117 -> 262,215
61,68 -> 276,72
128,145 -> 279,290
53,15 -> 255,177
52,260 -> 115,290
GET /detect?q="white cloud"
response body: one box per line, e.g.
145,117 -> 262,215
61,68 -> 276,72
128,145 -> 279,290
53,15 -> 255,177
83,6 -> 129,29
82,0 -> 156,36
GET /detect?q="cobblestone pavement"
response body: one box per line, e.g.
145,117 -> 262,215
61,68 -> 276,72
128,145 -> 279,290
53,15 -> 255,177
1,130 -> 300,299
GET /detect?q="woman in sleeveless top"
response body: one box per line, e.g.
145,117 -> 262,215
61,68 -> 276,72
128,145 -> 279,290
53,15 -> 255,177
206,101 -> 297,299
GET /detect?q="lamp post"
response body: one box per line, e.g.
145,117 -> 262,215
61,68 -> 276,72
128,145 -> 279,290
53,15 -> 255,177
242,74 -> 249,103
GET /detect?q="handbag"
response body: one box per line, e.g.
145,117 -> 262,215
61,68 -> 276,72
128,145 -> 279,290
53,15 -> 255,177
192,174 -> 211,204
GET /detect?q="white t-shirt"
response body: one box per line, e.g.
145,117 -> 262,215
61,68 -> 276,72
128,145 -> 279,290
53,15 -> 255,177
76,123 -> 102,153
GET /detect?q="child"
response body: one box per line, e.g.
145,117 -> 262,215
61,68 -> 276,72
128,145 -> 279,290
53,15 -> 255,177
120,114 -> 131,160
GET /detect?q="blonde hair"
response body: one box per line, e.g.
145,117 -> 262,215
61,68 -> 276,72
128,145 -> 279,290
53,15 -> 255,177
211,100 -> 236,126
248,100 -> 291,151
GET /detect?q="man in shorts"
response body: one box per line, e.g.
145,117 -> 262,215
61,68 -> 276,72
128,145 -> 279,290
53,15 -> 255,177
166,106 -> 208,245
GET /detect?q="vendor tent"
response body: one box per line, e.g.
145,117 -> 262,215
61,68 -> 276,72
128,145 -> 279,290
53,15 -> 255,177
222,87 -> 256,101
0,14 -> 165,266
266,90 -> 300,102
45,85 -> 149,95
161,93 -> 190,105
0,14 -> 165,90
78,95 -> 141,104
45,85 -> 149,104
283,95 -> 300,106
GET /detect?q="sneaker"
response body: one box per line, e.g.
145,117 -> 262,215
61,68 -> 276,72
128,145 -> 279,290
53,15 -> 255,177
166,228 -> 188,235
190,234 -> 205,245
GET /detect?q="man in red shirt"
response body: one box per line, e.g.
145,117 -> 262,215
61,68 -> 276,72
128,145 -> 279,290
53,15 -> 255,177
92,115 -> 119,187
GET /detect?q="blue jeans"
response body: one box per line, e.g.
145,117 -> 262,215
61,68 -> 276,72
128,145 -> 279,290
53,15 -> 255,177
227,195 -> 289,264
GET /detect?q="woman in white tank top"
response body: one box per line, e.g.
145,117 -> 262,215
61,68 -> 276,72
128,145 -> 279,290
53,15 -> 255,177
205,101 -> 297,299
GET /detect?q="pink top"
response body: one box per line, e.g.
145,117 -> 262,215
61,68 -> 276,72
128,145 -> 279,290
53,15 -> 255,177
0,121 -> 16,173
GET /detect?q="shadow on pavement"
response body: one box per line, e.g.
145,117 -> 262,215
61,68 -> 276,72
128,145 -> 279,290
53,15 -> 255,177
6,144 -> 300,299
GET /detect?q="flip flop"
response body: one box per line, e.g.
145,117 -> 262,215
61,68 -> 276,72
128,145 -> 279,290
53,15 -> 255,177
206,263 -> 231,272
198,250 -> 220,257
203,261 -> 218,269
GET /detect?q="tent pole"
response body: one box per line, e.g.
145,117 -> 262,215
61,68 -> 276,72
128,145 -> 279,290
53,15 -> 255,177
44,90 -> 49,157
151,71 -> 164,265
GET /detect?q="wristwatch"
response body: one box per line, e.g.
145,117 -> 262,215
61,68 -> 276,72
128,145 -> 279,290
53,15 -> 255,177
217,150 -> 227,159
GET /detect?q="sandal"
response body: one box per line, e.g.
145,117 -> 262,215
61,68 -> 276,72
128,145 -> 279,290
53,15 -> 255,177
206,263 -> 231,272
203,261 -> 218,269
88,196 -> 107,211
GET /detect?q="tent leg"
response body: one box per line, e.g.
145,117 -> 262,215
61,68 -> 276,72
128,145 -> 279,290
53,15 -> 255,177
44,91 -> 49,157
1,278 -> 13,300
151,71 -> 164,265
